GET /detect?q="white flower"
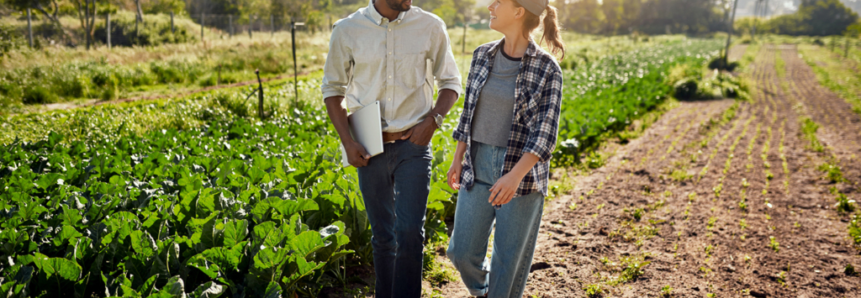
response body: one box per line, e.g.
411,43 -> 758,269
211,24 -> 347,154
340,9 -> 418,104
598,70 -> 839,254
57,179 -> 64,186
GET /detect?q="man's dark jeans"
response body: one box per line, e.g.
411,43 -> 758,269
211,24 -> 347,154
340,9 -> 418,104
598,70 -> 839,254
357,138 -> 432,298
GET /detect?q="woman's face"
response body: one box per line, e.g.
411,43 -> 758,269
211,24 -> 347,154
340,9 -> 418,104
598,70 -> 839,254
488,0 -> 524,33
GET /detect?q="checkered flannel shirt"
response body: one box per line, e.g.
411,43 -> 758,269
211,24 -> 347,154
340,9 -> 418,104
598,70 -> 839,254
452,39 -> 563,197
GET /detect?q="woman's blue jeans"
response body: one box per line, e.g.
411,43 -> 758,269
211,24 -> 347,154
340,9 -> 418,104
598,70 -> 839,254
447,141 -> 545,298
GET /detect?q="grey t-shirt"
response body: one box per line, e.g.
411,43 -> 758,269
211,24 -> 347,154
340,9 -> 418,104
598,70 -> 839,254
471,47 -> 521,148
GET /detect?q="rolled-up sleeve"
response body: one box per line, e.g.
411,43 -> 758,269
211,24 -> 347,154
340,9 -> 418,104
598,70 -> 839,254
523,67 -> 563,163
430,20 -> 463,96
321,24 -> 352,99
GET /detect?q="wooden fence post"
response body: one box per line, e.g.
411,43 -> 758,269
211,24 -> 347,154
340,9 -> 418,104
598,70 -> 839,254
26,7 -> 33,48
271,15 -> 274,38
170,12 -> 175,33
229,15 -> 233,37
200,13 -> 205,42
106,13 -> 111,49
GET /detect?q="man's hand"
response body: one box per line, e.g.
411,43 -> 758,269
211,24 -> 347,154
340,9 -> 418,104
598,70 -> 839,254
400,116 -> 437,146
344,140 -> 371,167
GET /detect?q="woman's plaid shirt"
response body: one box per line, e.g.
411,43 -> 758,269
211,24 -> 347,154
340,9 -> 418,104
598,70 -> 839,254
452,39 -> 563,197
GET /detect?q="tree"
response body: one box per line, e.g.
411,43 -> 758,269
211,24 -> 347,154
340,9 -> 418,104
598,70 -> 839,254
565,0 -> 605,33
6,0 -> 74,45
799,0 -> 858,36
69,0 -> 97,49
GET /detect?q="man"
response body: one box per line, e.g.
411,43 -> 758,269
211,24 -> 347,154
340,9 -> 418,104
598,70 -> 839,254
320,0 -> 462,296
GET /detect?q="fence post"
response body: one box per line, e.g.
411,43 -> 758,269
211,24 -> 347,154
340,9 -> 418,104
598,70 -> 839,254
107,13 -> 111,49
271,15 -> 274,38
170,12 -> 175,33
292,19 -> 298,102
256,69 -> 264,119
249,17 -> 253,39
845,37 -> 850,58
229,15 -> 233,37
201,13 -> 205,42
26,7 -> 33,48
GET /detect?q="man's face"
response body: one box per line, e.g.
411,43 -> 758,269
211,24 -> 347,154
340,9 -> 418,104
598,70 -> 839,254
386,0 -> 412,11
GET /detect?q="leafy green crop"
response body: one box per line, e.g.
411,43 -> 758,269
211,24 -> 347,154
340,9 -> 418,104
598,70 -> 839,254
555,39 -> 723,164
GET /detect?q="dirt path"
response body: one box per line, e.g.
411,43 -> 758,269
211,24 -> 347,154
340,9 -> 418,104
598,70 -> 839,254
430,45 -> 861,297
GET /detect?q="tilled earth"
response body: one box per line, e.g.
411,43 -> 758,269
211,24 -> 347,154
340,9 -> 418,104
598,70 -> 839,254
429,44 -> 861,297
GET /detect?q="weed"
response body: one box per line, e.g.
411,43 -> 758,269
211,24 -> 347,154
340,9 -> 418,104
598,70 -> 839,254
584,283 -> 603,297
632,208 -> 644,221
776,271 -> 787,286
817,161 -> 844,183
707,217 -> 717,230
845,263 -> 857,276
739,219 -> 748,230
661,285 -> 673,297
769,236 -> 780,253
849,214 -> 861,245
800,117 -> 824,152
835,193 -> 856,214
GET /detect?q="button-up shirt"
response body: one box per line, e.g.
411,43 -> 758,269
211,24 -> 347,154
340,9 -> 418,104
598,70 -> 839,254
321,1 -> 463,133
452,39 -> 563,197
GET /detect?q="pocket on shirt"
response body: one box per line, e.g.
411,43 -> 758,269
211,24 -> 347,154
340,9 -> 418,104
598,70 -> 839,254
396,52 -> 428,89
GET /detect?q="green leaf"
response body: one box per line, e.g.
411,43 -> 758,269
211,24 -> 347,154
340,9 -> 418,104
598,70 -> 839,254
137,274 -> 159,297
252,221 -> 284,250
33,253 -> 82,281
222,219 -> 249,247
191,241 -> 246,273
191,281 -> 225,298
290,231 -> 325,259
130,230 -> 158,259
263,282 -> 281,298
282,256 -> 324,287
272,198 -> 319,219
158,275 -> 186,298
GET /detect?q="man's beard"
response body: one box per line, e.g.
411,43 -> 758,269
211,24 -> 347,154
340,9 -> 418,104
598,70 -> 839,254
386,0 -> 411,12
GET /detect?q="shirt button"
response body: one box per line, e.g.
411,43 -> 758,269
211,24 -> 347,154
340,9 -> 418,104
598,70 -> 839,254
388,52 -> 392,55
388,75 -> 392,78
388,28 -> 392,32
388,98 -> 392,101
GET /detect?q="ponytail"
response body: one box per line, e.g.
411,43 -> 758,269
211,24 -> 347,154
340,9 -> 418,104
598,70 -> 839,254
517,4 -> 566,60
540,6 -> 565,60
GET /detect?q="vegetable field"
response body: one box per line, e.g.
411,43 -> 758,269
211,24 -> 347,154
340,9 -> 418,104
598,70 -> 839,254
0,34 -> 734,297
7,32 -> 859,298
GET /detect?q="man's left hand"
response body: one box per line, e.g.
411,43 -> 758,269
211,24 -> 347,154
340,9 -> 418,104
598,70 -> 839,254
400,116 -> 437,146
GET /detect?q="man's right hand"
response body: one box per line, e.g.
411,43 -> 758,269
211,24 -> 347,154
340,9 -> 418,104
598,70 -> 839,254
345,141 -> 372,167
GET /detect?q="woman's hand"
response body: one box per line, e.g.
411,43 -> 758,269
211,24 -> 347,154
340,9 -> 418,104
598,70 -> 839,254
488,172 -> 523,205
447,160 -> 463,190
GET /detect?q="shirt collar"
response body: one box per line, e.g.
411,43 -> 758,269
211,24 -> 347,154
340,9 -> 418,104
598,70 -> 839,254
489,38 -> 539,58
364,0 -> 407,26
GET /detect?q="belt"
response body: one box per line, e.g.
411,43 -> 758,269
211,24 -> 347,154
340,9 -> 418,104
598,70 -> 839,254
382,130 -> 409,143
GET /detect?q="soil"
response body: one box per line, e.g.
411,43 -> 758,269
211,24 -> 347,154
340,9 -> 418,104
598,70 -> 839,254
428,44 -> 861,297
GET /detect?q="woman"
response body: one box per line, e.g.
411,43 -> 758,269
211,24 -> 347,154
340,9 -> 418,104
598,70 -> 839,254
445,0 -> 564,296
